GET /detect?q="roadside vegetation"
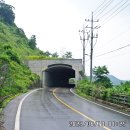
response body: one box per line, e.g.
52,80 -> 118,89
25,51 -> 73,60
76,65 -> 130,107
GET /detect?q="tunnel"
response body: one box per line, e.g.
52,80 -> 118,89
43,64 -> 75,88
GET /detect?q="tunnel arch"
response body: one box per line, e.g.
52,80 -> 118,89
43,64 -> 75,88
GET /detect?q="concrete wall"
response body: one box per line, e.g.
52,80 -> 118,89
25,59 -> 83,85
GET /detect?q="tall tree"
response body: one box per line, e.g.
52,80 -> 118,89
62,51 -> 72,59
43,51 -> 51,57
51,52 -> 59,58
28,35 -> 37,49
93,66 -> 112,88
0,0 -> 15,25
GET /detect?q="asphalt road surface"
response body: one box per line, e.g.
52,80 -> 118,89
4,87 -> 130,130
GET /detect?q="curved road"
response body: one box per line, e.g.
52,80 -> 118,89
4,88 -> 130,130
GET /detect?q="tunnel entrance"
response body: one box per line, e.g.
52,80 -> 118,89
43,64 -> 75,88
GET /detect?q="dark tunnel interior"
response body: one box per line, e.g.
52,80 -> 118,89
43,64 -> 75,88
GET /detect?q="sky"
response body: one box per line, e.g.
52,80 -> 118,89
6,0 -> 130,80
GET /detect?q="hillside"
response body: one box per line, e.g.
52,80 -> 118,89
0,19 -> 48,112
87,74 -> 126,85
0,22 -> 43,58
0,20 -> 43,101
107,75 -> 126,85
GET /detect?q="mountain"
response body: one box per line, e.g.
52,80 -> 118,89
87,75 -> 126,85
107,75 -> 125,85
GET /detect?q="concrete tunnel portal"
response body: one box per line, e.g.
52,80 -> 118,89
43,64 -> 75,88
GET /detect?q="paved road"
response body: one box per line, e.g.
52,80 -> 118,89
4,88 -> 130,130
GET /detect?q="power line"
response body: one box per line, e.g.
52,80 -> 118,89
100,28 -> 130,45
95,44 -> 130,58
86,43 -> 130,62
99,2 -> 129,26
94,0 -> 114,15
93,0 -> 129,45
92,0 -> 129,27
98,0 -> 128,20
94,0 -> 108,12
86,0 -> 108,20
94,0 -> 115,18
87,0 -> 114,21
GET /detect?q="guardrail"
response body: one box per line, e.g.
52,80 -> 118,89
111,94 -> 130,106
88,89 -> 130,107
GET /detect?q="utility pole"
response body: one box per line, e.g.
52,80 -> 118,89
79,25 -> 89,76
86,12 -> 99,82
90,12 -> 94,83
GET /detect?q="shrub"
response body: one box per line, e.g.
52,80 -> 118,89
6,50 -> 20,64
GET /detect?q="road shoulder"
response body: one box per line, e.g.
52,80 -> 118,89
3,89 -> 41,130
70,88 -> 130,117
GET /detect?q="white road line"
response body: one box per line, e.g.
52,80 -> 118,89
70,88 -> 130,117
14,89 -> 42,130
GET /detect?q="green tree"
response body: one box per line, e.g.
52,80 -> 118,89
43,51 -> 51,57
0,0 -> 15,25
37,50 -> 52,57
93,66 -> 112,88
51,52 -> 59,58
62,51 -> 72,59
28,35 -> 37,49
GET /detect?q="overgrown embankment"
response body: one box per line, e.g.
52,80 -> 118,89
76,65 -> 130,110
76,79 -> 130,110
0,6 -> 42,117
0,24 -> 42,129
